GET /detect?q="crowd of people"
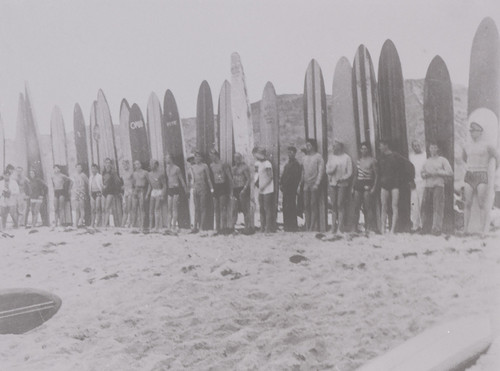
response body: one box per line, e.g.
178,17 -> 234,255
1,120 -> 498,236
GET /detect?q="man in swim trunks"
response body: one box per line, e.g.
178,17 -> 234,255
147,160 -> 166,231
378,140 -> 405,234
253,147 -> 275,233
191,151 -> 213,232
132,160 -> 149,229
27,169 -> 47,228
209,150 -> 233,234
462,121 -> 500,235
280,146 -> 302,232
420,143 -> 453,235
301,139 -> 325,231
0,170 -> 20,230
15,166 -> 30,227
326,139 -> 353,234
409,140 -> 427,232
232,152 -> 252,233
121,160 -> 134,228
89,164 -> 103,228
352,142 -> 378,233
102,158 -> 122,227
72,163 -> 89,228
52,165 -> 72,227
165,154 -> 188,232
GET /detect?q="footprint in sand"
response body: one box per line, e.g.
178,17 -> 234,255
289,255 -> 308,264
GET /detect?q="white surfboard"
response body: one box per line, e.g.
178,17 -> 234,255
358,316 -> 493,371
147,92 -> 164,167
15,94 -> 28,173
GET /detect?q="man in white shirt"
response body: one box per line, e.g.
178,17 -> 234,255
0,170 -> 20,230
409,140 -> 426,231
253,147 -> 275,233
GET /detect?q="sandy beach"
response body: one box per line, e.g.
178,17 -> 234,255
0,226 -> 499,371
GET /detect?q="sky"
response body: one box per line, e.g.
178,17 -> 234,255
0,0 -> 499,138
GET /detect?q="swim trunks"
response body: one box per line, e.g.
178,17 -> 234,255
167,187 -> 183,196
151,189 -> 163,199
54,189 -> 67,198
464,171 -> 488,190
354,179 -> 374,192
213,182 -> 230,197
133,186 -> 147,198
91,191 -> 102,200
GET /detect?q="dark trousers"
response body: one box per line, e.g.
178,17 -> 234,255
421,186 -> 444,234
259,192 -> 275,233
304,189 -> 319,231
282,191 -> 298,231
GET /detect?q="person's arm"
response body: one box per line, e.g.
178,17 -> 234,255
420,161 -> 429,179
242,165 -> 252,195
487,145 -> 500,169
224,164 -> 233,191
314,156 -> 325,190
343,156 -> 353,181
462,146 -> 468,164
177,168 -> 188,194
204,165 -> 214,192
440,157 -> 453,177
259,163 -> 273,192
146,173 -> 152,199
371,159 -> 379,193
325,155 -> 335,176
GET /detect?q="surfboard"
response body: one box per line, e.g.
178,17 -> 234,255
217,80 -> 235,230
467,17 -> 499,234
260,82 -> 279,228
231,52 -> 256,230
196,81 -> 215,230
119,99 -> 132,164
0,288 -> 62,334
147,93 -> 164,166
96,90 -> 122,226
89,101 -> 98,167
331,57 -> 357,232
0,114 -> 5,172
304,59 -> 328,232
378,40 -> 412,233
423,55 -> 455,234
15,94 -> 28,173
358,316 -> 493,371
24,83 -> 50,226
50,106 -> 72,226
352,45 -> 382,232
129,103 -> 150,171
163,89 -> 191,229
73,103 -> 91,225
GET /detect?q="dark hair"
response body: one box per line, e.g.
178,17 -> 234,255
287,146 -> 297,153
91,163 -> 100,170
379,139 -> 391,149
76,163 -> 83,168
306,139 -> 318,151
4,170 -> 10,176
152,160 -> 159,167
360,141 -> 371,152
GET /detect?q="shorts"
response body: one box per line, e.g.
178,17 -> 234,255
213,182 -> 230,197
167,187 -> 182,196
133,186 -> 147,198
30,198 -> 43,205
354,179 -> 374,192
91,191 -> 102,200
464,171 -> 488,191
380,178 -> 399,191
151,189 -> 163,198
233,187 -> 244,199
54,189 -> 67,198
74,190 -> 87,202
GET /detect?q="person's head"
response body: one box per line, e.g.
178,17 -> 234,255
53,165 -> 61,174
360,141 -> 371,157
379,139 -> 391,154
29,169 -> 36,179
287,146 -> 297,160
332,139 -> 344,154
411,140 -> 422,154
194,151 -> 203,164
151,160 -> 159,170
104,158 -> 112,171
209,149 -> 220,162
91,164 -> 99,175
429,143 -> 439,157
186,154 -> 195,165
253,147 -> 266,162
234,152 -> 243,164
165,154 -> 173,165
469,122 -> 483,140
133,160 -> 142,170
122,159 -> 130,170
6,164 -> 15,175
306,139 -> 318,154
3,170 -> 10,180
76,163 -> 83,174
16,166 -> 24,177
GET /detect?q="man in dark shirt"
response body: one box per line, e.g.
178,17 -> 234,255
280,146 -> 302,231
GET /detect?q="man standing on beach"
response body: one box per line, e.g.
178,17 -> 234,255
72,163 -> 89,228
102,159 -> 122,228
0,170 -> 19,230
147,160 -> 166,231
52,165 -> 72,227
280,146 -> 302,232
409,140 -> 426,232
191,152 -> 213,233
89,164 -> 103,228
121,160 -> 134,228
15,166 -> 30,227
253,147 -> 275,233
301,139 -> 325,231
232,152 -> 252,233
165,154 -> 188,232
326,139 -> 353,234
421,143 -> 453,235
131,160 -> 149,229
209,150 -> 233,234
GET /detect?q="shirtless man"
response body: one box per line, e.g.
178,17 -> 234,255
232,152 -> 252,233
165,154 -> 188,231
409,140 -> 426,232
27,169 -> 47,228
462,121 -> 500,235
52,165 -> 72,227
102,158 -> 122,227
89,164 -> 103,228
15,166 -> 30,227
352,142 -> 378,232
147,160 -> 166,231
73,163 -> 89,228
209,150 -> 233,234
132,160 -> 149,229
121,160 -> 134,227
191,152 -> 213,232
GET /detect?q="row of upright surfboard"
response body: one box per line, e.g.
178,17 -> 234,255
4,18 -> 498,235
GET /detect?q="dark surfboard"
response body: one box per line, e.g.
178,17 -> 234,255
378,40 -> 413,233
74,103 -> 91,225
196,81 -> 215,230
304,59 -> 328,232
163,90 -> 191,229
129,103 -> 151,171
423,56 -> 455,234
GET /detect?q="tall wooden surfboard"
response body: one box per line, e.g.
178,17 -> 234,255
467,17 -> 499,234
163,89 -> 190,229
260,81 -> 279,224
378,40 -> 412,233
332,57 -> 357,232
119,99 -> 132,165
129,103 -> 150,171
89,101 -> 98,167
304,59 -> 328,232
15,94 -> 28,172
25,83 -> 50,226
0,114 -> 4,172
423,56 -> 455,234
73,103 -> 91,225
231,52 -> 256,229
353,45 -> 382,232
147,92 -> 164,167
196,81 -> 215,230
50,106 -> 72,225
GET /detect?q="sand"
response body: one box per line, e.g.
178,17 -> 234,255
0,227 -> 499,371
